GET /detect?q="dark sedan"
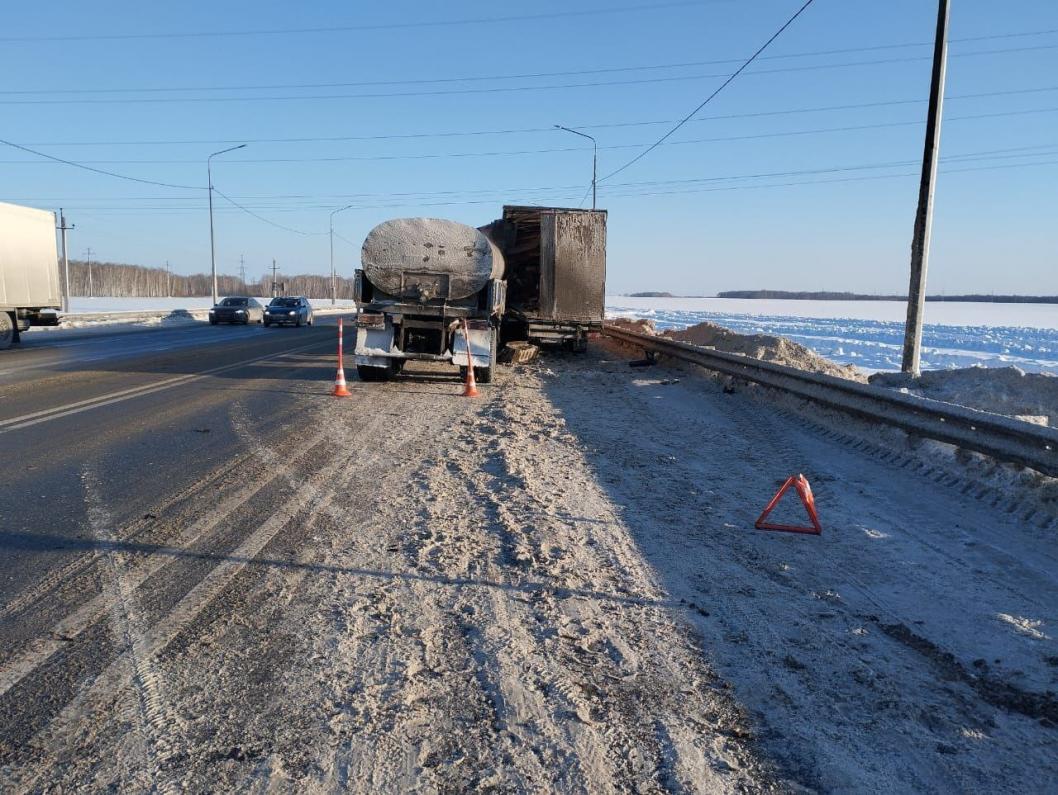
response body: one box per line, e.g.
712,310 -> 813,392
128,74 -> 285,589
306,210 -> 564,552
209,296 -> 264,325
263,296 -> 314,327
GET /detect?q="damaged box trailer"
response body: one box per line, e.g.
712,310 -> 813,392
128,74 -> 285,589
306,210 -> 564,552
494,205 -> 607,351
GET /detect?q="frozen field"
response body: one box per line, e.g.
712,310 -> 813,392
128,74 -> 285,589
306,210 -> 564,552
606,297 -> 1058,375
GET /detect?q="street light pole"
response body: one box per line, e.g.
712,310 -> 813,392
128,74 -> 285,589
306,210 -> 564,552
329,204 -> 354,306
555,124 -> 597,210
207,144 -> 247,305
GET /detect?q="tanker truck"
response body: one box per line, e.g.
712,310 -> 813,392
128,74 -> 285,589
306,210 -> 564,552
352,217 -> 506,382
1,202 -> 62,350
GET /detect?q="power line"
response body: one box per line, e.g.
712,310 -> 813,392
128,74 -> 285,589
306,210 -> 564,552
47,157 -> 1058,217
8,105 -> 1055,168
601,0 -> 818,182
3,43 -> 1056,106
0,1 -> 711,43
22,85 -> 1058,147
38,147 -> 1058,213
5,29 -> 1057,96
332,231 -> 360,249
600,158 -> 1058,200
211,187 -> 325,236
0,136 -> 205,190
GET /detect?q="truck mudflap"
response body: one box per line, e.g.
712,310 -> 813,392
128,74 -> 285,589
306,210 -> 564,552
451,323 -> 495,370
353,318 -> 398,367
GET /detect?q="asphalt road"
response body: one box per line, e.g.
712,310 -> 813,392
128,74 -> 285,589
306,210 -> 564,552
2,322 -> 1055,791
0,319 -> 352,618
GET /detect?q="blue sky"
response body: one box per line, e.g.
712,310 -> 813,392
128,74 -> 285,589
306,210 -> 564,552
1,0 -> 1055,295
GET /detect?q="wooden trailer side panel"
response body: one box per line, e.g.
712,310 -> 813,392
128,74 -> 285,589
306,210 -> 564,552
539,211 -> 607,322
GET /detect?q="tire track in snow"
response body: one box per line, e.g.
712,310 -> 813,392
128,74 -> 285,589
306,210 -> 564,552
9,439 -> 352,789
79,464 -> 178,794
0,430 -> 334,698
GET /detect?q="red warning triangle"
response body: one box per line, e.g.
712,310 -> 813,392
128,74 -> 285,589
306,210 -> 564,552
755,474 -> 823,535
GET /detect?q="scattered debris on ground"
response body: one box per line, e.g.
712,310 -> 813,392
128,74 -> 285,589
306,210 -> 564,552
870,366 -> 1058,427
498,340 -> 539,364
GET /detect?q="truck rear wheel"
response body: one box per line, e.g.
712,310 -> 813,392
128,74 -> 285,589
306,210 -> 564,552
0,312 -> 14,350
357,364 -> 393,382
473,331 -> 498,384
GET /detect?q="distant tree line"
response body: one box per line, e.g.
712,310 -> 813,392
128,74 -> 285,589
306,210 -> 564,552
717,290 -> 1058,303
65,260 -> 357,299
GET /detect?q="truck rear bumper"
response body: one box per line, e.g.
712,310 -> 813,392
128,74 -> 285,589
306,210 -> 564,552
353,316 -> 494,369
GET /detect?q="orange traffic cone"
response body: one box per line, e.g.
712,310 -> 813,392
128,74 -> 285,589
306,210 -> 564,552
333,317 -> 352,397
333,366 -> 351,397
463,363 -> 480,398
461,319 -> 479,398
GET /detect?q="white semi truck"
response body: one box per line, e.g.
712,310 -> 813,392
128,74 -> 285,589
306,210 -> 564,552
0,202 -> 62,350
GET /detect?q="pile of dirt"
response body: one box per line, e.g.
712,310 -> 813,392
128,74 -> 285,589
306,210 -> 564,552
663,320 -> 866,382
608,317 -> 658,335
870,367 -> 1058,427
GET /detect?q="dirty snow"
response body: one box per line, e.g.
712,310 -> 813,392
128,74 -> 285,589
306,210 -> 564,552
870,367 -> 1058,427
3,348 -> 1056,791
607,296 -> 1058,375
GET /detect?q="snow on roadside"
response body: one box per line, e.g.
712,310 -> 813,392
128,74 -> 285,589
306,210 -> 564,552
64,297 -> 358,314
870,367 -> 1057,427
607,296 -> 1058,376
608,317 -> 1056,428
25,296 -> 356,336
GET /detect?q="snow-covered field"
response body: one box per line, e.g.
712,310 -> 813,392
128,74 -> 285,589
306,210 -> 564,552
606,297 -> 1058,375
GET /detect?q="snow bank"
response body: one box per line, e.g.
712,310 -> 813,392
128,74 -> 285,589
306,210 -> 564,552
666,320 -> 864,381
870,367 -> 1057,427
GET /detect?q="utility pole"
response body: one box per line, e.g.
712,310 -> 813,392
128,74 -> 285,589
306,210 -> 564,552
165,260 -> 171,297
901,0 -> 950,376
207,144 -> 247,306
271,259 -> 279,298
84,247 -> 94,298
56,209 -> 73,312
238,254 -> 247,288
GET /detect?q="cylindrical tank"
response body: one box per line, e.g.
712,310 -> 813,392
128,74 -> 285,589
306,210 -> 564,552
361,217 -> 504,301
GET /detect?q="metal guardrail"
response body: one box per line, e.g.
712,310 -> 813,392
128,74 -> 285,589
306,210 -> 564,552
603,324 -> 1058,477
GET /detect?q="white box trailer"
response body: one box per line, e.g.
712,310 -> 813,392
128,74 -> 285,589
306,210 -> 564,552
0,201 -> 61,349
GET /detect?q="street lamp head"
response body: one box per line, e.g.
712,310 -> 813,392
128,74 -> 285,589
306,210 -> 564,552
209,143 -> 248,160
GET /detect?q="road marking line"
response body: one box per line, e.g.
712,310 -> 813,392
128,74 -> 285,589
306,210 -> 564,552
0,338 -> 328,433
0,429 -> 333,697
